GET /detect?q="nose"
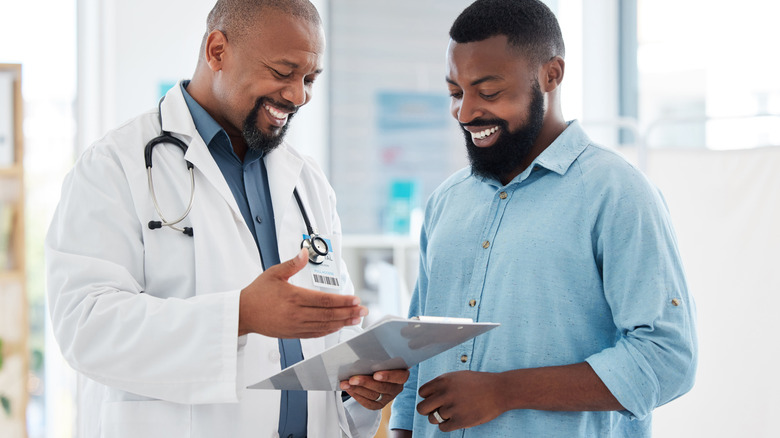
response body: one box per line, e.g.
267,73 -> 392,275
453,93 -> 482,125
280,80 -> 309,107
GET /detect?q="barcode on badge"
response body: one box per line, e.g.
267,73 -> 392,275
313,273 -> 340,289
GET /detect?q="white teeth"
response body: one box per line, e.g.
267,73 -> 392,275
264,104 -> 288,120
472,126 -> 499,140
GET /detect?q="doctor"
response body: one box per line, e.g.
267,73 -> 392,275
45,0 -> 408,437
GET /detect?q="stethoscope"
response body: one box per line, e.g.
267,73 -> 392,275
144,99 -> 330,264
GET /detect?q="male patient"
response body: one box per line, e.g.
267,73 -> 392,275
389,0 -> 697,436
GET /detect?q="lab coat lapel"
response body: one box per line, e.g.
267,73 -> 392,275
159,83 -> 244,222
265,143 -> 304,241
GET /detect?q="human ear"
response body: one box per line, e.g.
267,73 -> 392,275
541,56 -> 565,92
205,30 -> 228,72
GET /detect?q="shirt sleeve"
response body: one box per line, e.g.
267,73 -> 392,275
388,363 -> 420,432
585,173 -> 698,420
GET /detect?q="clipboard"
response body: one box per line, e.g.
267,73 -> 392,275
247,316 -> 499,391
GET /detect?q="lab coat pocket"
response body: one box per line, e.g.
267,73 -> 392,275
101,400 -> 191,438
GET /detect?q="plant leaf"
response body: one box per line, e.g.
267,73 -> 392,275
1,395 -> 10,416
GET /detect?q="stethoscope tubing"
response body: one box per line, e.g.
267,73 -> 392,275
146,162 -> 195,232
146,96 -> 328,263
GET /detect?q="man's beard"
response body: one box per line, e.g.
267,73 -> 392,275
242,97 -> 297,155
462,80 -> 545,182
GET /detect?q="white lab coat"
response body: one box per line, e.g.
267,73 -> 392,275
45,83 -> 380,438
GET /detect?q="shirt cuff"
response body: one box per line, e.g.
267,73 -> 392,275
586,341 -> 660,420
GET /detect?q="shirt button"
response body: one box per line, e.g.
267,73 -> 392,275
482,240 -> 490,249
499,191 -> 508,199
460,355 -> 468,363
671,298 -> 681,306
255,215 -> 262,224
469,299 -> 477,307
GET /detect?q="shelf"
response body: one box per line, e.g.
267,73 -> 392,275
0,63 -> 27,438
0,167 -> 22,177
0,271 -> 23,283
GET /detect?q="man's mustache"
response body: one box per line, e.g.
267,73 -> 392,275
460,118 -> 507,129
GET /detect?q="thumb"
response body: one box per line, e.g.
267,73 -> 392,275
272,248 -> 308,281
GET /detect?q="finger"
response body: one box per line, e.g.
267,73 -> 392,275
418,377 -> 441,398
291,318 -> 365,338
344,375 -> 404,396
416,393 -> 443,417
269,248 -> 309,281
293,303 -> 367,325
347,391 -> 383,410
342,384 -> 383,403
290,286 -> 364,310
373,369 -> 410,385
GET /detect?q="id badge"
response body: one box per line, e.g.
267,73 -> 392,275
303,234 -> 342,290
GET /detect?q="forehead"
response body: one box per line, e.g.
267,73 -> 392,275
241,9 -> 325,70
446,35 -> 533,84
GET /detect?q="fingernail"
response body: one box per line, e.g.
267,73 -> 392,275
352,297 -> 361,306
350,317 -> 361,325
374,373 -> 384,381
359,307 -> 368,317
340,382 -> 349,390
350,377 -> 359,385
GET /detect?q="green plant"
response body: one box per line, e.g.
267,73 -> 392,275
0,336 -> 10,416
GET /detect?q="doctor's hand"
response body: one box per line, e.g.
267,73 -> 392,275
238,249 -> 368,338
340,369 -> 410,410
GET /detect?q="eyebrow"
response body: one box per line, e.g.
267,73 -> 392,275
275,59 -> 324,75
446,74 -> 504,87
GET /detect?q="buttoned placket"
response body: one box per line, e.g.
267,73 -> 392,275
457,185 -> 515,369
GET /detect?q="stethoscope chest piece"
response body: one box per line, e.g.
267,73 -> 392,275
293,188 -> 330,265
302,234 -> 329,264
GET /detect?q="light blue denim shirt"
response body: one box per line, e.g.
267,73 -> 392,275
388,121 -> 697,437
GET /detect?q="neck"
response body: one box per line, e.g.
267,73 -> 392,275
188,67 -> 248,161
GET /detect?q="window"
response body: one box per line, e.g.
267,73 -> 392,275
636,0 -> 780,149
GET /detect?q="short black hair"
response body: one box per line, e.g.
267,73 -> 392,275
206,0 -> 321,43
450,0 -> 565,65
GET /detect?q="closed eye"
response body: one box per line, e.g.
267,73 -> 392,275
270,68 -> 292,79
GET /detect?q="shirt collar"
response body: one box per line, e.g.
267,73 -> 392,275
479,120 -> 590,188
532,120 -> 591,176
179,80 -> 263,163
180,80 -> 225,147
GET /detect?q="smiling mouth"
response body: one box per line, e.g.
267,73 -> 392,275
471,126 -> 499,140
264,103 -> 291,121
